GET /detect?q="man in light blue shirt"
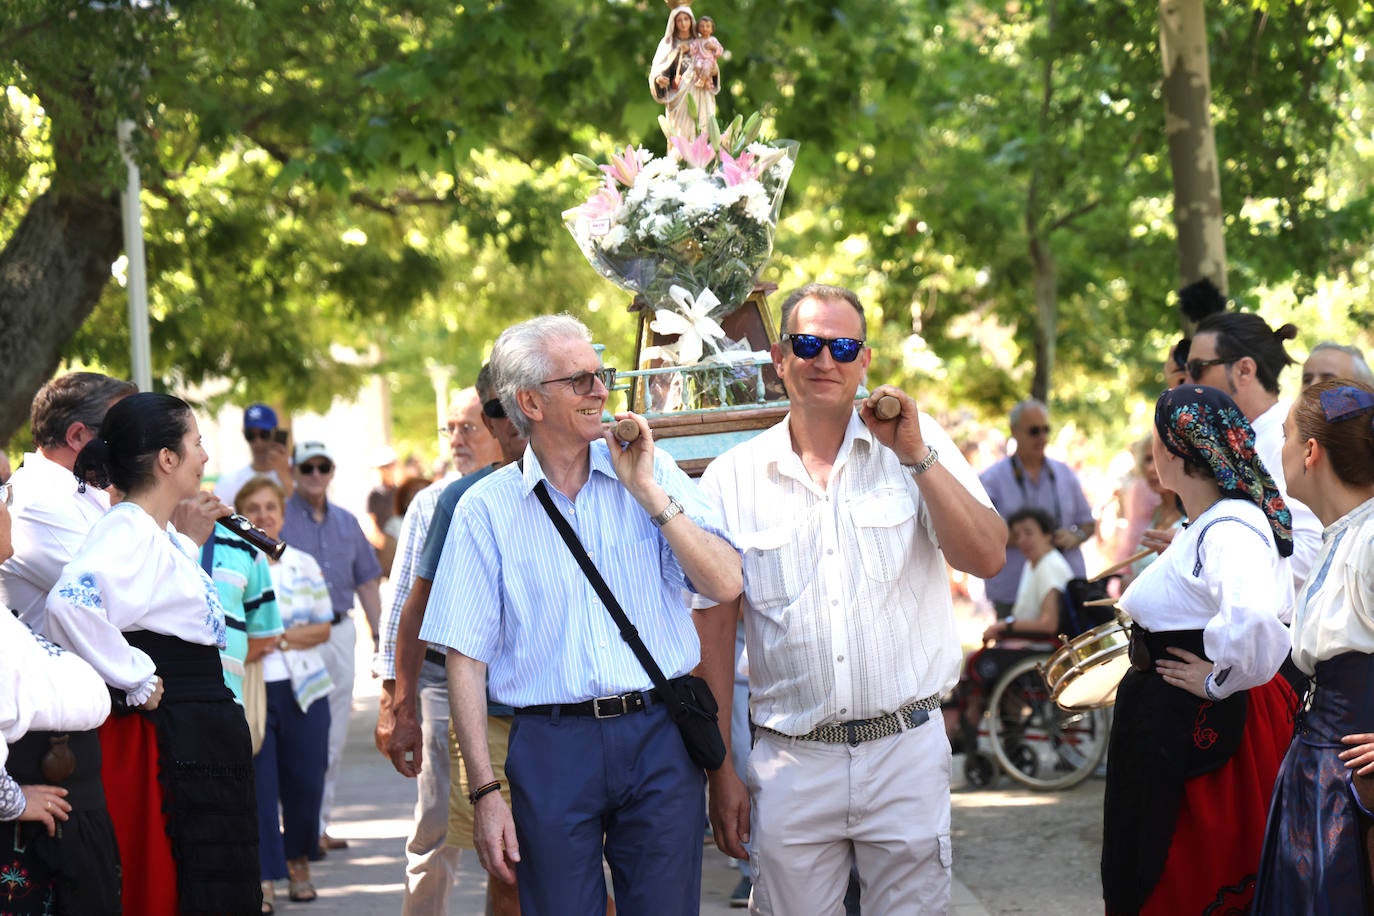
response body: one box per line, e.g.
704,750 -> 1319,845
420,314 -> 742,915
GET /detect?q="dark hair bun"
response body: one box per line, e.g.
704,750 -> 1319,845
1275,323 -> 1298,342
73,437 -> 115,490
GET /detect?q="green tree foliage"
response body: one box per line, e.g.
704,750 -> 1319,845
2,0 -> 1372,463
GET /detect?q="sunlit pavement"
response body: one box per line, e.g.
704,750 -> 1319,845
297,625 -> 990,914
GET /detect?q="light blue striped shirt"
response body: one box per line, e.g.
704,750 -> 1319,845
419,440 -> 733,707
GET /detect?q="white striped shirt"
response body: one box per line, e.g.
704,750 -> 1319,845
419,440 -> 732,707
694,410 -> 992,736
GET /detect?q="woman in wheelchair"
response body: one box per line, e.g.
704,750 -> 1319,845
955,507 -> 1070,743
1102,385 -> 1297,916
983,506 -> 1072,641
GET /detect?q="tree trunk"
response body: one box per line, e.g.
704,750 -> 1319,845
1029,235 -> 1057,404
1160,0 -> 1227,332
0,188 -> 122,445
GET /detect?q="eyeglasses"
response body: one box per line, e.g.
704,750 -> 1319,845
0,481 -> 11,507
440,422 -> 481,438
780,334 -> 866,363
540,367 -> 616,396
1185,357 -> 1233,380
244,429 -> 275,442
1025,425 -> 1051,437
298,461 -> 334,475
482,398 -> 506,419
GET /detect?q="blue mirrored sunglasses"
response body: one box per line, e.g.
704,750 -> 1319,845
781,333 -> 865,363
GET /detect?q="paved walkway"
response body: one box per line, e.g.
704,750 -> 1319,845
290,639 -> 990,914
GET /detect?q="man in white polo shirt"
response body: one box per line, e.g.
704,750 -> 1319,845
695,283 -> 1006,914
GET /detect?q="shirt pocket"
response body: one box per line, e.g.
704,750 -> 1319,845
738,524 -> 810,614
846,489 -> 917,583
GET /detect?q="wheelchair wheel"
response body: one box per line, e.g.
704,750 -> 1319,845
986,655 -> 1109,791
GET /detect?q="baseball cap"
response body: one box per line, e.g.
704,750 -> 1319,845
243,403 -> 279,431
294,441 -> 334,466
372,445 -> 398,468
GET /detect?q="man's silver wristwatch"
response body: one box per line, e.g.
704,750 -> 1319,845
901,446 -> 939,476
650,495 -> 684,528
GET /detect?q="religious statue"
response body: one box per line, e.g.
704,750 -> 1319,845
648,0 -> 721,140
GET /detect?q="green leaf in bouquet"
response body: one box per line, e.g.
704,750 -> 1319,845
572,153 -> 602,174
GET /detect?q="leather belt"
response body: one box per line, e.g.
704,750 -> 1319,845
424,648 -> 446,667
516,687 -> 666,719
761,694 -> 941,747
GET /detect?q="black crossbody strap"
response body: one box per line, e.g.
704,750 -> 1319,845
531,480 -> 673,694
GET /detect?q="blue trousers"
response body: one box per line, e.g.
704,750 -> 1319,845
256,679 -> 331,880
506,701 -> 705,916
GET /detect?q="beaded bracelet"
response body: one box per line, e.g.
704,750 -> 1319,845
468,779 -> 502,805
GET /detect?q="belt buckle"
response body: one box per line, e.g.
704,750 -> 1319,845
593,694 -> 626,719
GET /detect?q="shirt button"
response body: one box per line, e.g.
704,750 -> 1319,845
837,655 -> 844,662
840,707 -> 847,715
827,549 -> 834,555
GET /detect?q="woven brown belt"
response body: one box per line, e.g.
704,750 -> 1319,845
762,694 -> 942,747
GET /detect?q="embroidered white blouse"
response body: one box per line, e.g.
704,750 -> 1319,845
45,502 -> 227,706
1118,498 -> 1292,700
1290,496 -> 1374,676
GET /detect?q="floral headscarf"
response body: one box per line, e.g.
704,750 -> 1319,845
1154,385 -> 1294,557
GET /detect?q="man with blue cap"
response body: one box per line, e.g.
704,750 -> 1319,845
216,402 -> 293,504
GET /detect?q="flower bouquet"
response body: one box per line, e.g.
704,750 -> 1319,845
563,114 -> 796,409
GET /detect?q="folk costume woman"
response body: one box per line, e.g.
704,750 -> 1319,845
2,495 -> 119,915
1253,380 -> 1374,913
45,393 -> 261,916
1102,385 -> 1298,915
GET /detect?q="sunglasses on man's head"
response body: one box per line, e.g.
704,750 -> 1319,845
298,461 -> 333,475
482,398 -> 507,419
781,334 -> 865,363
540,367 -> 616,396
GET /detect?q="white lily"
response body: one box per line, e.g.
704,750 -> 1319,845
648,285 -> 727,366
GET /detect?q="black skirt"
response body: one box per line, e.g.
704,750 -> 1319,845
125,630 -> 261,915
5,728 -> 121,915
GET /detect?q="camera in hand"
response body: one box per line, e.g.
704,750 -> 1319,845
217,514 -> 287,561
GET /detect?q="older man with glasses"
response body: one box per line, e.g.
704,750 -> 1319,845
371,378 -> 504,916
281,440 -> 384,857
978,398 -> 1096,618
420,314 -> 741,915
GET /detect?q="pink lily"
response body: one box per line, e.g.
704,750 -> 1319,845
719,149 -> 761,187
670,132 -> 716,169
581,181 -> 623,223
599,144 -> 644,188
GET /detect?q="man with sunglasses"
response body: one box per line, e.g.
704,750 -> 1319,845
979,398 -> 1096,618
693,283 -> 1007,915
214,402 -> 293,505
371,378 -> 505,915
281,440 -> 384,857
420,315 -> 742,915
1178,312 -> 1321,599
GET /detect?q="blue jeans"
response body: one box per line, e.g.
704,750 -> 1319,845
506,702 -> 705,916
256,679 -> 330,879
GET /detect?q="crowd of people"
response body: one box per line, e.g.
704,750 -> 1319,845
2,284 -> 1373,916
